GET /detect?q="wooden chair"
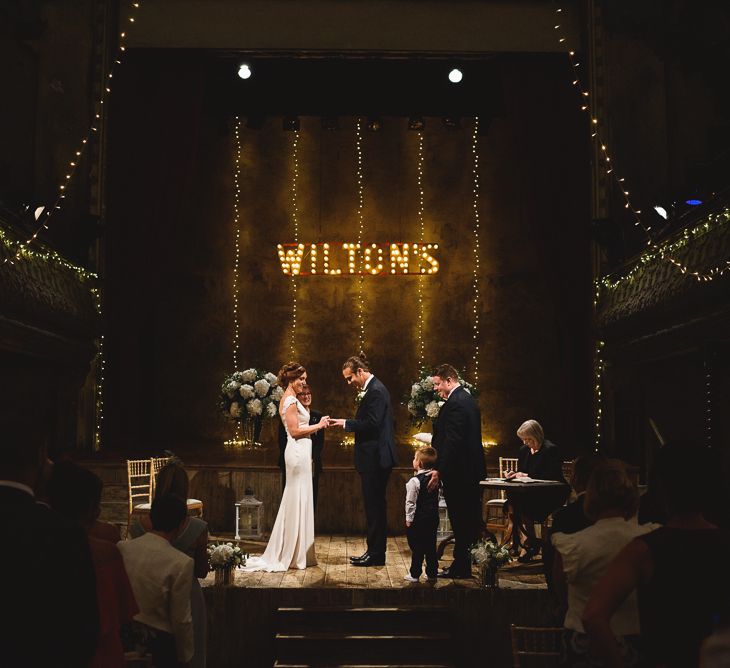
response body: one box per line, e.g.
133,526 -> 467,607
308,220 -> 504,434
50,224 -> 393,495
510,625 -> 562,667
485,457 -> 519,542
126,459 -> 154,534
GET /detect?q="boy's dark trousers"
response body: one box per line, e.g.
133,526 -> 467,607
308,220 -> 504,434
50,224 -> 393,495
407,517 -> 439,578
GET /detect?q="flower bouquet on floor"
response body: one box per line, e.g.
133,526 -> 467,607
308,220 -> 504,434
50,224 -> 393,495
470,537 -> 511,588
219,368 -> 283,445
208,541 -> 248,586
404,367 -> 478,426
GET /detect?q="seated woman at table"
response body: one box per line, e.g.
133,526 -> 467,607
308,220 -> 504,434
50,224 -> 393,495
552,459 -> 658,666
505,419 -> 569,562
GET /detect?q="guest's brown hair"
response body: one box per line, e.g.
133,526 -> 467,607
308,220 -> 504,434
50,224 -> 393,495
154,461 -> 190,501
415,446 -> 438,469
584,459 -> 638,521
278,361 -> 306,388
343,355 -> 370,373
432,363 -> 459,382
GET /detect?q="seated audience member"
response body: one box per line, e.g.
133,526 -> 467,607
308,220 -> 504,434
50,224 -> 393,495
583,442 -> 730,668
0,420 -> 99,667
505,419 -> 570,562
129,461 -> 208,667
543,452 -> 604,591
552,460 -> 658,666
119,494 -> 195,668
48,462 -> 138,668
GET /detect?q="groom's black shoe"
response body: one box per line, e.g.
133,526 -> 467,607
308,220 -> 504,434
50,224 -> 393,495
352,555 -> 385,567
437,566 -> 472,579
350,552 -> 370,563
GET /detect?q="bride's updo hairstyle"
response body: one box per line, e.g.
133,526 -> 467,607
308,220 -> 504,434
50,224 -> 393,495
343,354 -> 370,373
278,361 -> 306,389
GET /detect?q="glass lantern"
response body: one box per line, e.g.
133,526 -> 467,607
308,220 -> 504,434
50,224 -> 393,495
437,488 -> 451,540
235,487 -> 263,540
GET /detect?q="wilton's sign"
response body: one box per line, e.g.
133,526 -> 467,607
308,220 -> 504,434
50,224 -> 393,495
277,243 -> 440,276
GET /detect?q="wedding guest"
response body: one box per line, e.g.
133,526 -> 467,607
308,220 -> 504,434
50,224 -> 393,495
583,442 -> 730,668
404,446 -> 440,583
0,420 -> 99,667
505,419 -> 569,562
48,462 -> 138,668
278,383 -> 325,512
119,494 -> 194,668
427,363 -> 486,579
129,461 -> 208,668
543,453 -> 603,591
552,459 -> 657,666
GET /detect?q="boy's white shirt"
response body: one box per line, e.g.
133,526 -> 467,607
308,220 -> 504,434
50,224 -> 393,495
405,468 -> 435,523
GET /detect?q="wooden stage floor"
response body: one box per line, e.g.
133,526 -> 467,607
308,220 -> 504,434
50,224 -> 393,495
202,534 -> 546,590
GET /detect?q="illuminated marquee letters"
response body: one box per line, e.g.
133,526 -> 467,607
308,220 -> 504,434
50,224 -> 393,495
276,243 -> 440,276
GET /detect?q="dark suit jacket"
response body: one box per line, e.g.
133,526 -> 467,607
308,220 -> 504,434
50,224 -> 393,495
345,376 -> 397,472
431,385 -> 486,482
550,494 -> 591,535
278,408 -> 325,475
0,484 -> 99,667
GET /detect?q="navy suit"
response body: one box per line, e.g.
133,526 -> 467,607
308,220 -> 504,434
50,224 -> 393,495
431,385 -> 486,574
345,376 -> 397,558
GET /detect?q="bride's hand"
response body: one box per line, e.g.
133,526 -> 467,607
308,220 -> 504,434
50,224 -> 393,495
318,415 -> 331,429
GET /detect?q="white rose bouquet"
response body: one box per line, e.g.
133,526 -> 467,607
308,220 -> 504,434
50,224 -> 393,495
219,368 -> 281,424
207,541 -> 248,570
470,538 -> 511,571
404,367 -> 478,425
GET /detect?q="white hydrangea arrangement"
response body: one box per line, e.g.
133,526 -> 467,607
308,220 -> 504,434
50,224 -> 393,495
219,368 -> 281,424
207,541 -> 248,570
470,538 -> 511,571
404,367 -> 478,425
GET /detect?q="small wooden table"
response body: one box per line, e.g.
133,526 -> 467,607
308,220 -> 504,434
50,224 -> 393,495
480,478 -> 568,546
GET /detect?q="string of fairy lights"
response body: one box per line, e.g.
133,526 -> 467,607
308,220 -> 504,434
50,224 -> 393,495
354,118 -> 367,355
3,0 -> 144,265
415,130 -> 426,370
593,340 -> 605,453
289,131 -> 301,359
232,117 -> 243,369
470,117 -> 482,388
553,5 -> 730,284
90,287 -> 105,450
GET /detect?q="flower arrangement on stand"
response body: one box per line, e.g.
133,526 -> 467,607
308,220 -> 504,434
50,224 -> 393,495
405,368 -> 478,426
208,541 -> 248,585
470,537 -> 511,588
219,368 -> 283,445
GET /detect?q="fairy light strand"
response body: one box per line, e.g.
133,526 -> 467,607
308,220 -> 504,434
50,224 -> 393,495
470,117 -> 482,388
355,118 -> 366,355
594,340 -> 605,452
4,0 -> 145,264
289,130 -> 300,359
232,117 -> 242,369
416,130 -> 426,370
90,287 -> 105,450
553,6 -> 730,283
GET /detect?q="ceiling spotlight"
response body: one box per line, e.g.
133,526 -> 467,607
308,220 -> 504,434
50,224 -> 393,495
448,68 -> 463,83
282,116 -> 300,131
321,116 -> 339,131
408,116 -> 425,131
653,205 -> 668,220
34,206 -> 45,221
237,63 -> 252,80
366,116 -> 382,132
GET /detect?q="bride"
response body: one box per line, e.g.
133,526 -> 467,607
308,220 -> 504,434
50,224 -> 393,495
244,362 -> 329,571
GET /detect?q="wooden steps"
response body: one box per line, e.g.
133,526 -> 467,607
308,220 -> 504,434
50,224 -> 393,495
273,606 -> 455,667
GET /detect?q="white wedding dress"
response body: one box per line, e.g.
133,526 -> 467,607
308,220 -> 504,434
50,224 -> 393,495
243,395 -> 316,571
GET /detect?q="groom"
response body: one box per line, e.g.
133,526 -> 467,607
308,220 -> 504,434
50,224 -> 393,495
331,355 -> 396,567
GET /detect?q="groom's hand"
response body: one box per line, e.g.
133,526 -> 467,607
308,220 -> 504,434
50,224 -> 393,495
329,419 -> 346,428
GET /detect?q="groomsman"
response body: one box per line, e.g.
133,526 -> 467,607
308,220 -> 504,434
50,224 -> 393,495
331,355 -> 397,567
428,363 -> 486,578
278,383 -> 325,512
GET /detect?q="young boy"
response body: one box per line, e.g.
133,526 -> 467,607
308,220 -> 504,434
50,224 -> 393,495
404,446 -> 440,582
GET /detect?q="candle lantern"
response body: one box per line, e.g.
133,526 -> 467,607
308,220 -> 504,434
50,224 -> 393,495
235,487 -> 263,540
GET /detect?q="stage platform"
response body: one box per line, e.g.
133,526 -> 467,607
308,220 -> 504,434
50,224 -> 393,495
200,535 -> 557,668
